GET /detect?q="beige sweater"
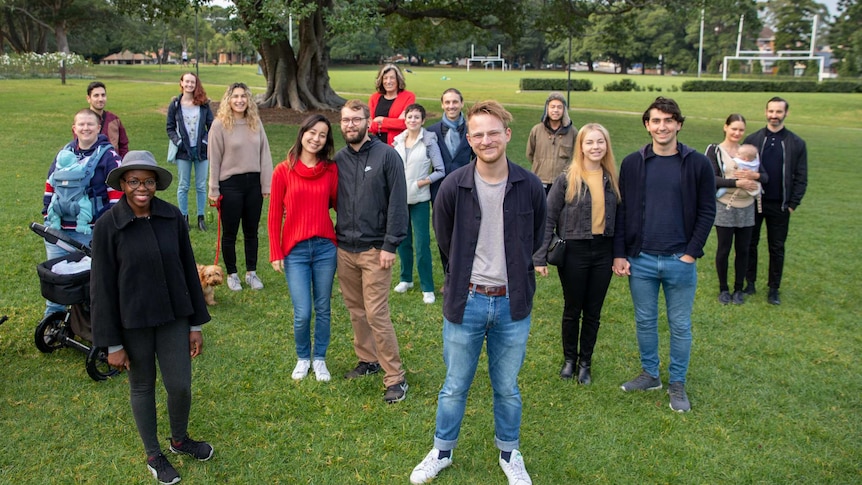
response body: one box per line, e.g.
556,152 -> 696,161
208,118 -> 273,197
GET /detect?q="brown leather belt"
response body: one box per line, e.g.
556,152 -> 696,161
469,283 -> 507,296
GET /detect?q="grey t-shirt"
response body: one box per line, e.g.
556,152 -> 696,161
470,168 -> 508,287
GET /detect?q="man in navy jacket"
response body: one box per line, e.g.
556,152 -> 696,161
427,88 -> 474,205
613,97 -> 715,413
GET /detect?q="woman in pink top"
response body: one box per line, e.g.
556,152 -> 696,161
268,114 -> 338,382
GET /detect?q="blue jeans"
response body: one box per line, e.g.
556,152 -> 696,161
434,292 -> 531,452
397,201 -> 434,292
284,237 -> 337,360
176,158 -> 209,217
628,253 -> 697,384
44,229 -> 92,316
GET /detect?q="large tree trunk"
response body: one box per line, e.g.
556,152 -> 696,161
53,20 -> 69,54
242,0 -> 344,111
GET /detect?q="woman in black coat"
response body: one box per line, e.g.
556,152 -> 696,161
91,150 -> 213,485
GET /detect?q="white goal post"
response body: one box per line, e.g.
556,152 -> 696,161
467,44 -> 506,71
722,14 -> 827,81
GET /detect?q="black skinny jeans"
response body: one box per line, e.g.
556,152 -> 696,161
124,318 -> 192,457
557,236 -> 614,364
219,172 -> 263,275
747,199 -> 790,290
714,225 -> 754,292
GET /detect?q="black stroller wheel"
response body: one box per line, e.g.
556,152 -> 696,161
35,312 -> 67,353
86,346 -> 120,381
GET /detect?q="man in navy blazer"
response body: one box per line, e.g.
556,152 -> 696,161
427,88 -> 474,205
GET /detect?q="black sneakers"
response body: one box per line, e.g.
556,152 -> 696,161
170,436 -> 214,461
147,453 -> 180,485
344,361 -> 381,379
384,380 -> 409,403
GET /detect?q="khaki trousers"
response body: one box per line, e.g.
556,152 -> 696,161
337,248 -> 405,386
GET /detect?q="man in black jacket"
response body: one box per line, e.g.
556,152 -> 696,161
613,97 -> 715,413
743,97 -> 808,305
335,99 -> 409,404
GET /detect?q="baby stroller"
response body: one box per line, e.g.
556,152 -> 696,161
31,222 -> 118,381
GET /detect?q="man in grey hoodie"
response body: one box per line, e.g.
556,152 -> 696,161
526,92 -> 577,194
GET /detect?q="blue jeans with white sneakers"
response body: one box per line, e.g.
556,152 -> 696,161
284,237 -> 337,360
433,291 -> 530,452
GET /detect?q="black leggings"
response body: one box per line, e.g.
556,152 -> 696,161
219,173 -> 263,274
557,236 -> 613,364
714,225 -> 754,292
124,318 -> 192,456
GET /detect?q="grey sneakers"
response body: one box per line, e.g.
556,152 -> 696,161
668,382 -> 691,412
620,370 -> 662,392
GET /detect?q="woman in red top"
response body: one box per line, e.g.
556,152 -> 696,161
268,114 -> 338,382
368,63 -> 416,145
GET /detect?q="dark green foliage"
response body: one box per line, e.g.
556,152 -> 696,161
604,78 -> 639,91
681,80 -> 862,93
519,78 -> 593,91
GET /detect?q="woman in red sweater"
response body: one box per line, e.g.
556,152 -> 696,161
368,63 -> 416,145
268,114 -> 338,382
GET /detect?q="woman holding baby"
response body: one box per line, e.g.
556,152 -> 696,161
706,114 -> 768,305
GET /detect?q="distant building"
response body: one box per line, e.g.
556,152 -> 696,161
100,50 -> 153,65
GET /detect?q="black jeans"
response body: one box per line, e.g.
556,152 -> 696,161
557,236 -> 613,364
219,173 -> 263,274
124,318 -> 192,456
714,225 -> 754,292
746,199 -> 790,289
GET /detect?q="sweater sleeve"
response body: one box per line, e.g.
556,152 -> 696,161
268,163 -> 287,262
90,216 -> 123,348
166,97 -> 181,146
259,125 -> 274,194
685,155 -> 718,259
383,150 -> 408,253
208,120 -> 225,198
379,91 -> 415,132
425,132 -> 446,184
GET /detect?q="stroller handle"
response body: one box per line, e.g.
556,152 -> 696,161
30,222 -> 92,257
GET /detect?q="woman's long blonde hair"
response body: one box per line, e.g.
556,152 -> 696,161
215,82 -> 261,131
565,123 -> 620,203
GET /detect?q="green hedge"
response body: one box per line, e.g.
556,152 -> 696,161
520,78 -> 593,91
681,80 -> 862,93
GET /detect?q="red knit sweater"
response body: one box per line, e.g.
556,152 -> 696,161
268,158 -> 338,262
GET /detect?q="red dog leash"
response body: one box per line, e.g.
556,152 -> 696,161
209,195 -> 223,266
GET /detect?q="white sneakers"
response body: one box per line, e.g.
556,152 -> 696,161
312,360 -> 331,381
393,281 -> 414,293
422,292 -> 436,304
410,449 -> 452,484
291,359 -> 310,380
245,271 -> 264,290
410,449 -> 531,484
292,359 -> 331,381
499,450 -> 532,485
227,273 -> 242,291
227,272 -> 264,291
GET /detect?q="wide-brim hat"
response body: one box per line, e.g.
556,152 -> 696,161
107,150 -> 173,191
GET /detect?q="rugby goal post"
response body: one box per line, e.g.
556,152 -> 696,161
467,44 -> 506,71
723,14 -> 826,81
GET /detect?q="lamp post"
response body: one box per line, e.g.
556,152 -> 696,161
194,2 -> 199,77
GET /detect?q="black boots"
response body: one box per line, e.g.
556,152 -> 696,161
559,360 -> 575,380
577,361 -> 592,385
183,215 -> 190,230
197,215 -> 207,232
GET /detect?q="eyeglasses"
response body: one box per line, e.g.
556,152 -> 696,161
340,117 -> 367,126
467,130 -> 504,142
123,178 -> 157,189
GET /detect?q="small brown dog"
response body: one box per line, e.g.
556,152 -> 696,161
197,264 -> 224,305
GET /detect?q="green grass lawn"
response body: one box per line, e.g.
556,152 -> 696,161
1,66 -> 861,484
